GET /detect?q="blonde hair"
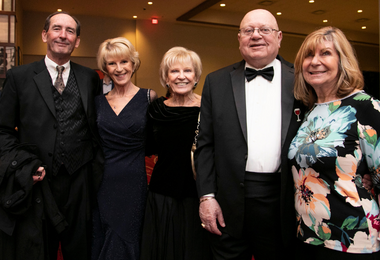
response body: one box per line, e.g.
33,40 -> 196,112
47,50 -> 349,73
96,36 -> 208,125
159,46 -> 202,88
294,26 -> 364,108
97,37 -> 140,76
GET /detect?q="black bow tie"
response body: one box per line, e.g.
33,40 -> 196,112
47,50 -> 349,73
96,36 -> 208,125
245,67 -> 274,82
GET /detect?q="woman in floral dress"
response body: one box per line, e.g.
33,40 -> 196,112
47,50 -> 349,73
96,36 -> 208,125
289,26 -> 380,260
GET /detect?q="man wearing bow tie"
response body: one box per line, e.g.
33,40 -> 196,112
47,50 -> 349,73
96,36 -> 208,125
195,9 -> 304,260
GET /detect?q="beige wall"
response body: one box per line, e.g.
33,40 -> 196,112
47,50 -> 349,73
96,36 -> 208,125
20,11 -> 379,97
136,19 -> 241,96
22,12 -> 137,67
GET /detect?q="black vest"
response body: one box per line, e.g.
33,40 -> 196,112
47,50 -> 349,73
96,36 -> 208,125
51,69 -> 93,175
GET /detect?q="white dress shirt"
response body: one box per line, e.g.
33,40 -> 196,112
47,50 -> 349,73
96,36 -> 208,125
245,58 -> 282,173
45,55 -> 70,86
201,59 -> 283,198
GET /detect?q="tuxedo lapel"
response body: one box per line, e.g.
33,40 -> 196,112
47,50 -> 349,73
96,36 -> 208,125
280,60 -> 295,149
33,60 -> 56,118
231,60 -> 247,141
71,62 -> 89,114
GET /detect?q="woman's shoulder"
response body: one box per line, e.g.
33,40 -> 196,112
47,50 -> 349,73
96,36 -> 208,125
345,91 -> 380,118
135,88 -> 158,103
347,91 -> 378,106
194,93 -> 201,107
149,96 -> 166,110
149,89 -> 158,103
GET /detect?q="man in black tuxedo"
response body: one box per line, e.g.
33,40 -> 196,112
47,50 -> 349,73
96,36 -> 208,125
195,9 -> 304,260
0,12 -> 103,260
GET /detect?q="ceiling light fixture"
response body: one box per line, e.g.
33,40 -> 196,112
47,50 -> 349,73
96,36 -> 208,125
152,18 -> 158,24
276,12 -> 282,15
57,9 -> 62,12
148,2 -> 153,5
362,26 -> 366,29
258,1 -> 274,6
312,10 -> 325,15
357,10 -> 363,13
356,18 -> 369,23
220,3 -> 226,7
323,20 -> 328,23
133,16 -> 137,19
309,0 -> 314,3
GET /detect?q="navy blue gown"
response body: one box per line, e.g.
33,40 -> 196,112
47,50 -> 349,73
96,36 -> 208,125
92,88 -> 150,260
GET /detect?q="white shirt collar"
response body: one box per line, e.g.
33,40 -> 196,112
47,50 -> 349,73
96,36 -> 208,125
44,55 -> 70,85
245,58 -> 277,70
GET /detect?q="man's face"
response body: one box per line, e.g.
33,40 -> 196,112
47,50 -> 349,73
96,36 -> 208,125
42,13 -> 80,62
238,10 -> 282,69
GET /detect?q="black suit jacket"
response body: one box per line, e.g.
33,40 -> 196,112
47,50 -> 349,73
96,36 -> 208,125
0,58 -> 104,197
0,59 -> 104,259
195,56 -> 305,245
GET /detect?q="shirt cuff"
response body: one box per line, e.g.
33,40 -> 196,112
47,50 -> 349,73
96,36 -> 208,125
201,193 -> 215,198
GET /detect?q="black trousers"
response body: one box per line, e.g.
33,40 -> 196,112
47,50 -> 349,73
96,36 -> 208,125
208,172 -> 293,260
44,165 -> 92,260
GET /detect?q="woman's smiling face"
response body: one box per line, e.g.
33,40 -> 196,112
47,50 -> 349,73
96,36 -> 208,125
302,40 -> 340,91
166,61 -> 196,95
106,56 -> 134,87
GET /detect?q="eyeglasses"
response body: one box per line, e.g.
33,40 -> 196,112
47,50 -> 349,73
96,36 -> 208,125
239,27 -> 279,36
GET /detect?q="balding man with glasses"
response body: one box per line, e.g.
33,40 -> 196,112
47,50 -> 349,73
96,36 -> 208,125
195,9 -> 305,260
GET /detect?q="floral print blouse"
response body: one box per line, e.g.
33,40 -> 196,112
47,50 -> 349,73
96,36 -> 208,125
288,91 -> 380,254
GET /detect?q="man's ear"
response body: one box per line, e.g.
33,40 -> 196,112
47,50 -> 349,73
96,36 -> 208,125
42,30 -> 47,43
75,36 -> 81,48
277,31 -> 283,48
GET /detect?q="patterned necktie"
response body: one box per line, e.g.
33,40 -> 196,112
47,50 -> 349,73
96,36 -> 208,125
54,66 -> 65,94
245,66 -> 274,82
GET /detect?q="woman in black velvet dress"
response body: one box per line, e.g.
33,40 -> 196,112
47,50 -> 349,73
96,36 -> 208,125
92,37 -> 157,260
140,47 -> 212,260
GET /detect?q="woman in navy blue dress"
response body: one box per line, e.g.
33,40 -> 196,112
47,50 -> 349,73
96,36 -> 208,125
92,37 -> 156,260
